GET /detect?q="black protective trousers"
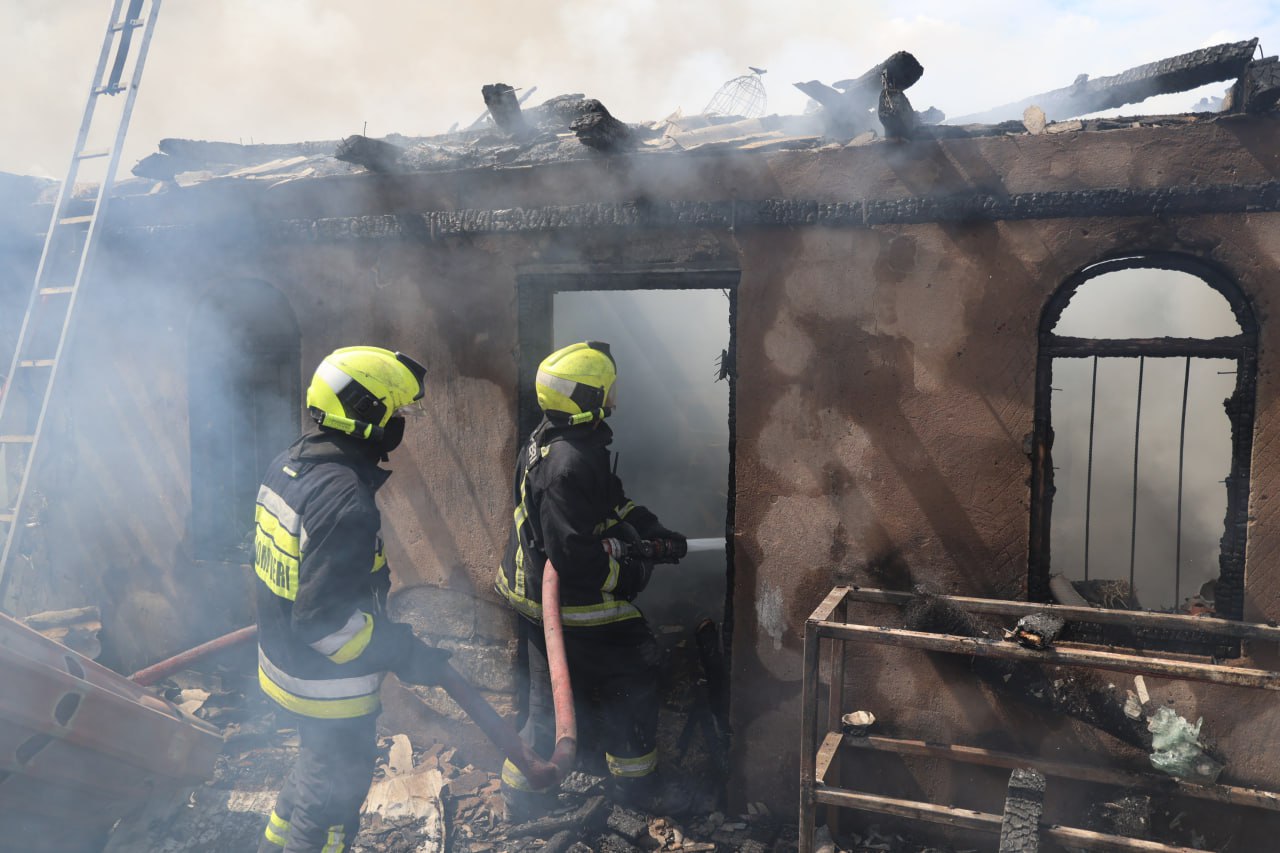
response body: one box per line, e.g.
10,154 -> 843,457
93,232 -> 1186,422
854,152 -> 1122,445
258,713 -> 378,853
518,618 -> 662,792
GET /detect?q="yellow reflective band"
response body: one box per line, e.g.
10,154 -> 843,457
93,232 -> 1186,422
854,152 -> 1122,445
321,825 -> 345,853
602,556 -> 620,594
282,465 -> 299,478
615,501 -> 636,520
501,758 -> 550,792
372,545 -> 387,573
254,500 -> 301,600
495,577 -> 642,626
310,610 -> 375,664
263,810 -> 290,847
258,666 -> 381,719
606,749 -> 658,778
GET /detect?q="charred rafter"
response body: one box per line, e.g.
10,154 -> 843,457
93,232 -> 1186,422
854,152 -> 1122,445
956,40 -> 1259,124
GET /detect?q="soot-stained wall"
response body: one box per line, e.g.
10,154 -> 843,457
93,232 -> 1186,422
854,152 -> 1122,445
11,114 -> 1280,825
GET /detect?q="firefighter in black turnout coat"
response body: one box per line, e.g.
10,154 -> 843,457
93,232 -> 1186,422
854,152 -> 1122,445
255,346 -> 448,853
496,341 -> 687,817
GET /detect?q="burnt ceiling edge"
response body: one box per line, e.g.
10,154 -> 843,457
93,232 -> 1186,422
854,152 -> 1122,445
108,180 -> 1280,243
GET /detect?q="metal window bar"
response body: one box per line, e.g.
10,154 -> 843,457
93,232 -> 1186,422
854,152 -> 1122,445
798,586 -> 1280,853
1129,355 -> 1145,590
1175,357 -> 1191,606
1084,355 -> 1098,580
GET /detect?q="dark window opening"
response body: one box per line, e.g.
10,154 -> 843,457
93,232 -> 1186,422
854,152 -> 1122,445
1029,255 -> 1257,656
188,280 -> 301,562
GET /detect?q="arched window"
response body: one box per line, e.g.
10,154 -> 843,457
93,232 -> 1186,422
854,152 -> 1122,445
188,280 -> 301,561
1029,255 -> 1257,652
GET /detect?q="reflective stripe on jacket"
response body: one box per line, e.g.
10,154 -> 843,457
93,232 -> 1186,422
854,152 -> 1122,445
254,431 -> 404,719
496,418 -> 663,628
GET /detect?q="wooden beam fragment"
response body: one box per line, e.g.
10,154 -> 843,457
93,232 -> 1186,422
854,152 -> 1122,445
844,587 -> 1280,644
814,787 -> 1204,852
815,620 -> 1280,690
842,733 -> 1280,812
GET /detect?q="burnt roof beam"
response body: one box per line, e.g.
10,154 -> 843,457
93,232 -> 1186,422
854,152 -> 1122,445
954,39 -> 1260,124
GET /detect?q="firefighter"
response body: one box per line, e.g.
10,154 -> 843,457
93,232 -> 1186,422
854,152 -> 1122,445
256,346 -> 450,853
495,341 -> 687,818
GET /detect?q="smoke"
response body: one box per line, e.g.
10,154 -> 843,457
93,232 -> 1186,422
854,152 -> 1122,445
3,1 -> 1279,176
552,289 -> 732,630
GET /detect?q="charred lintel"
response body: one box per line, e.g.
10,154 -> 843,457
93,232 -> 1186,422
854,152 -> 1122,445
569,99 -> 633,153
481,83 -> 530,137
1237,57 -> 1280,113
796,51 -> 924,136
1041,334 -> 1248,359
955,39 -> 1259,124
998,768 -> 1045,853
334,135 -> 404,174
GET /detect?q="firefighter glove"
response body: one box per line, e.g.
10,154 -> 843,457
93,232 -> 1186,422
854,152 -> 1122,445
616,553 -> 655,601
395,637 -> 453,686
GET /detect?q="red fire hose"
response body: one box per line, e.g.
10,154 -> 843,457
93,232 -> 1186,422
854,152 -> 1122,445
129,625 -> 258,686
540,560 -> 578,778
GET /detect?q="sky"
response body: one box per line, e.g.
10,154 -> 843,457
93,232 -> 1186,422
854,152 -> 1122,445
1,0 -> 1278,178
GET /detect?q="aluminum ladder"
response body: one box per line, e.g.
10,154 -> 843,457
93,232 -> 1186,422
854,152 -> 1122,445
0,0 -> 163,607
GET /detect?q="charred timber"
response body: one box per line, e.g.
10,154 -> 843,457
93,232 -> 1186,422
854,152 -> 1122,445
901,593 -> 1155,752
1237,57 -> 1280,113
334,135 -> 404,174
826,617 -> 1280,690
570,99 -> 633,153
997,769 -> 1045,853
481,83 -> 530,138
1007,613 -> 1065,649
842,734 -> 1280,812
956,40 -> 1259,124
844,587 -> 1280,643
813,789 -> 1204,853
796,51 -> 925,137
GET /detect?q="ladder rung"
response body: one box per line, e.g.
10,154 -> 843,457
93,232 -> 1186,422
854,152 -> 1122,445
92,85 -> 127,96
19,360 -> 55,368
38,286 -> 74,296
58,215 -> 94,226
0,514 -> 13,525
0,436 -> 34,444
75,149 -> 111,160
109,19 -> 145,33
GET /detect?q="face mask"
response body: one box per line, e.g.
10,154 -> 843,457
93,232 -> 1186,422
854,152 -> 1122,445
379,416 -> 406,454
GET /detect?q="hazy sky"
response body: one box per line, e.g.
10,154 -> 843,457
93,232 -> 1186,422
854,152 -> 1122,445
2,1 -> 1278,177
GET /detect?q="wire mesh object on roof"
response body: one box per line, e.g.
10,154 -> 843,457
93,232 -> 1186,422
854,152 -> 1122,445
704,68 -> 768,118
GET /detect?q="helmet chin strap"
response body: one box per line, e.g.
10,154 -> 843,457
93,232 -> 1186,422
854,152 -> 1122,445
309,406 -> 383,442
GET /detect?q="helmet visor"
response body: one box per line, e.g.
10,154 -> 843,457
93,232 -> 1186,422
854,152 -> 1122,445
395,352 -> 427,401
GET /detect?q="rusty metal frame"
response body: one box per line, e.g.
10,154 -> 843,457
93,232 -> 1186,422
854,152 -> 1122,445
798,586 -> 1280,853
1028,252 -> 1258,655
